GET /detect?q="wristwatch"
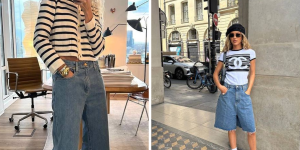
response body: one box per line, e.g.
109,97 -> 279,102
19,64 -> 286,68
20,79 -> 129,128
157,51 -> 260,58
59,65 -> 70,77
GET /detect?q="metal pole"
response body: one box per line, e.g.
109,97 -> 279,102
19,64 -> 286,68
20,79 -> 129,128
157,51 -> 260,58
159,8 -> 163,67
144,17 -> 148,83
207,3 -> 211,75
211,17 -> 216,76
164,0 -> 167,52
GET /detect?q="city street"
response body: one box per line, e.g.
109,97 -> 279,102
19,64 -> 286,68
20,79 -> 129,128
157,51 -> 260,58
152,78 -> 231,150
164,79 -> 220,113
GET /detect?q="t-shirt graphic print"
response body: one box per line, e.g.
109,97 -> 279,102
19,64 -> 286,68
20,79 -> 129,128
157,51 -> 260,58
218,49 -> 256,85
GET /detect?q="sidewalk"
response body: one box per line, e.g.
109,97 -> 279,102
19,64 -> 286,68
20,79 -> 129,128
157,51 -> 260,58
152,102 -> 230,149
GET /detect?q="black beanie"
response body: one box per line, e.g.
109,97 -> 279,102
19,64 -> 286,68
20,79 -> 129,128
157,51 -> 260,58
226,24 -> 245,37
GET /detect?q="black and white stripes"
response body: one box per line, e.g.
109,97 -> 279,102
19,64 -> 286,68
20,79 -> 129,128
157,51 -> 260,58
33,0 -> 105,74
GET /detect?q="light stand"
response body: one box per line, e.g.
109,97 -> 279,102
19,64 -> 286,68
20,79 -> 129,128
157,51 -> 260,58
126,1 -> 149,11
127,17 -> 148,83
103,24 -> 127,37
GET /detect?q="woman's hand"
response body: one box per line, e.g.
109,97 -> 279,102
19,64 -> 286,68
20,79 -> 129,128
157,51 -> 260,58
74,0 -> 93,23
245,90 -> 251,95
65,70 -> 74,78
219,85 -> 228,95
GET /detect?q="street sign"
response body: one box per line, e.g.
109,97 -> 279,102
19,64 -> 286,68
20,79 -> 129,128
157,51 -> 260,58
213,13 -> 218,26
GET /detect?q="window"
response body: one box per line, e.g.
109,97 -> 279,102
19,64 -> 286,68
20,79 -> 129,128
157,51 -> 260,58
171,31 -> 180,41
228,18 -> 239,27
163,56 -> 173,63
188,29 -> 197,40
182,2 -> 188,23
126,1 -> 149,64
0,1 -> 8,98
13,0 -> 52,81
228,0 -> 238,7
196,0 -> 203,21
169,5 -> 175,25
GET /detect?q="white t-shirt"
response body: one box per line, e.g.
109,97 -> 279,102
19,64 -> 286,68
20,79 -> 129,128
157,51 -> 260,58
218,49 -> 256,85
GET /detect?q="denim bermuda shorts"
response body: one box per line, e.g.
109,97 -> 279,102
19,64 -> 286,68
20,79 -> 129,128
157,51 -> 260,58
214,82 -> 256,133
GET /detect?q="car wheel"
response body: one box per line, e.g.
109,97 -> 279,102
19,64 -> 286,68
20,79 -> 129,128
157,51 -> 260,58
175,68 -> 184,80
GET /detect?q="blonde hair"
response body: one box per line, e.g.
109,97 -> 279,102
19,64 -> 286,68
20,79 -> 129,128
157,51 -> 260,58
222,32 -> 251,52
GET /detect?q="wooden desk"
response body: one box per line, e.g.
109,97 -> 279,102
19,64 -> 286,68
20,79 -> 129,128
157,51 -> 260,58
78,77 -> 148,149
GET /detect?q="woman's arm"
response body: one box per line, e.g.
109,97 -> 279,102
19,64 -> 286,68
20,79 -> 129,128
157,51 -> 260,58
246,59 -> 256,95
213,61 -> 228,94
77,0 -> 105,58
33,0 -> 65,74
213,61 -> 224,89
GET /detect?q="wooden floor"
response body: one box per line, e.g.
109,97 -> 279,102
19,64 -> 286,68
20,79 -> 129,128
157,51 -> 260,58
0,95 -> 52,150
0,94 -> 149,150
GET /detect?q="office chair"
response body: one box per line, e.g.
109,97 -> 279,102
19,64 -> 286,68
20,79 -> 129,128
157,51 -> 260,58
6,57 -> 53,131
119,88 -> 149,136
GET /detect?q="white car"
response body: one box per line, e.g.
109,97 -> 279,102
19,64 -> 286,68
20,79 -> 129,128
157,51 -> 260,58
163,55 -> 207,80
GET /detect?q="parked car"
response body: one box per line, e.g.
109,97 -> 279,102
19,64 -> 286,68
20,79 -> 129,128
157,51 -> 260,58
163,55 -> 207,80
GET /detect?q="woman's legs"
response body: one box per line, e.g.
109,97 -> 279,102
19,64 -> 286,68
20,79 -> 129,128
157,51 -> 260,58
228,130 -> 237,149
248,132 -> 256,150
81,62 -> 109,150
228,131 -> 256,150
52,66 -> 86,150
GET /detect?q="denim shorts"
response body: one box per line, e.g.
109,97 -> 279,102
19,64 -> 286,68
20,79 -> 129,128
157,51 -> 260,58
214,82 -> 256,133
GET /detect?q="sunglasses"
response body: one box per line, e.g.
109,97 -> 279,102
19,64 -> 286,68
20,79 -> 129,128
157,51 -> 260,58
229,33 -> 241,38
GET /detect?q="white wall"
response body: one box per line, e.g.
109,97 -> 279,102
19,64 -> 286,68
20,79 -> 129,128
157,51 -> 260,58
102,0 -> 128,67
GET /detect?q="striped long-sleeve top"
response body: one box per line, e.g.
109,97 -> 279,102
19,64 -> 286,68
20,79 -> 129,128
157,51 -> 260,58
33,0 -> 105,74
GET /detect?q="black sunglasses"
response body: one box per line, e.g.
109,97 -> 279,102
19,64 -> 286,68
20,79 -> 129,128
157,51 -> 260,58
229,33 -> 241,38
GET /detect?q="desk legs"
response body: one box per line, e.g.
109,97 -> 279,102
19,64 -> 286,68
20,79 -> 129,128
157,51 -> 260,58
79,93 -> 110,149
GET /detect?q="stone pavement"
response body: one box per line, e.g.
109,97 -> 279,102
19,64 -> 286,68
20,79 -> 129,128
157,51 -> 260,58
152,102 -> 230,149
164,79 -> 220,113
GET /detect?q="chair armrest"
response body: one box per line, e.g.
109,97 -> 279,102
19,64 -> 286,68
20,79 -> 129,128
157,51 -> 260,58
6,72 -> 19,92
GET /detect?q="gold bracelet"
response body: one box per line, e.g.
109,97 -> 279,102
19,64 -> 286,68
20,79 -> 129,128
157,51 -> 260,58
59,65 -> 70,77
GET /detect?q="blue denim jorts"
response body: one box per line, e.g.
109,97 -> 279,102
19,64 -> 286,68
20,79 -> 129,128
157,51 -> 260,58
214,82 -> 256,133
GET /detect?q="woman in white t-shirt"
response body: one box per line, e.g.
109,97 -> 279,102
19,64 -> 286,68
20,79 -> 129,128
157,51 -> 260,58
213,24 -> 256,150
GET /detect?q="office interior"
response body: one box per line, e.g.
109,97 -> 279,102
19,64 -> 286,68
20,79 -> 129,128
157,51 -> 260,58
0,0 -> 149,149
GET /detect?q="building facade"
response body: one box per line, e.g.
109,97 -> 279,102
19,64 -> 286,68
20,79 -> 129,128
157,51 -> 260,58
159,0 -> 239,62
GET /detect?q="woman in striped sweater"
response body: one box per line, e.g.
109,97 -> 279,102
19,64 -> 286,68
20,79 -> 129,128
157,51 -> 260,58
33,0 -> 109,149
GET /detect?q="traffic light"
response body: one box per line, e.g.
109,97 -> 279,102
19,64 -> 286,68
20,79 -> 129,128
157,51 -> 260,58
204,0 -> 218,14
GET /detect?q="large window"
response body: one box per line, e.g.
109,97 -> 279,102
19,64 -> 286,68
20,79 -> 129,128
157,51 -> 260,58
196,0 -> 203,21
188,29 -> 197,40
228,18 -> 239,27
182,2 -> 188,23
14,0 -> 40,58
126,1 -> 149,64
228,0 -> 238,7
13,0 -> 51,80
169,5 -> 175,25
171,31 -> 180,41
0,1 -> 7,99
